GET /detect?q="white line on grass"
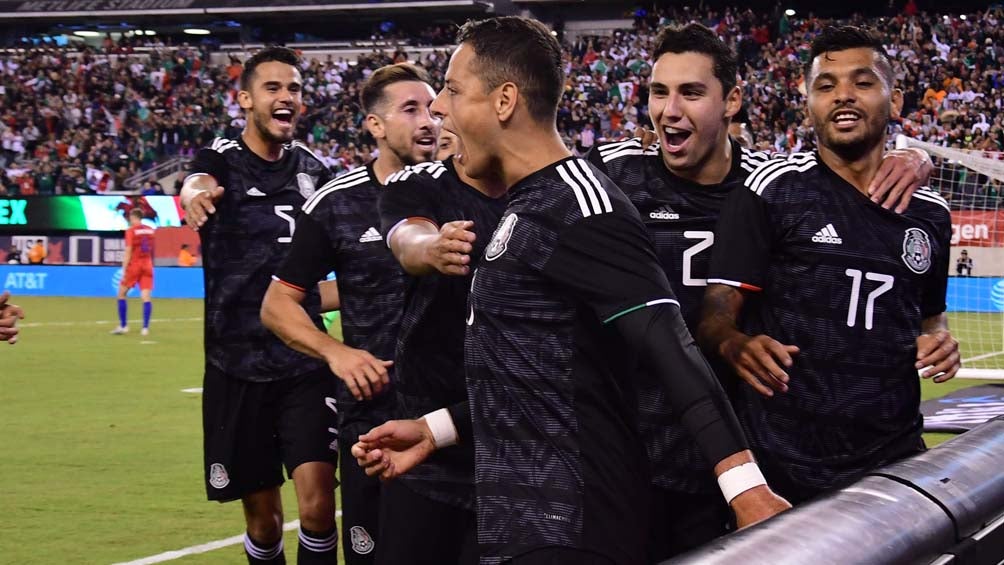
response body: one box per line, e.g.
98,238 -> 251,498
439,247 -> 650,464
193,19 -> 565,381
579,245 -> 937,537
962,350 -> 1004,363
181,387 -> 203,394
112,512 -> 342,565
20,317 -> 202,328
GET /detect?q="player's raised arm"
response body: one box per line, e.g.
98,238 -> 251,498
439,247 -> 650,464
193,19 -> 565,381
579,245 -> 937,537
698,179 -> 799,397
181,148 -> 227,231
262,212 -> 391,401
386,219 -> 476,276
868,147 -> 934,213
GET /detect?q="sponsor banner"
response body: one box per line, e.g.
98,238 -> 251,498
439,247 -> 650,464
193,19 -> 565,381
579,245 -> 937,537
951,210 -> 1004,247
0,265 -> 204,298
0,227 -> 199,265
946,276 -> 1004,313
921,384 -> 1004,433
0,196 -> 183,232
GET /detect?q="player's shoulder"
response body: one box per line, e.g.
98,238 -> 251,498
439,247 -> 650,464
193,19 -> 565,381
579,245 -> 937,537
385,160 -> 450,186
737,145 -> 779,175
301,165 -> 376,214
592,137 -> 659,166
533,157 -> 633,222
203,136 -> 242,156
909,186 -> 952,219
287,140 -> 326,166
743,151 -> 819,197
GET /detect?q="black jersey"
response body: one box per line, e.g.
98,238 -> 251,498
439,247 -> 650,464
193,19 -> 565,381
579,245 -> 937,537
707,152 -> 951,492
466,157 -> 699,564
378,157 -> 507,510
589,138 -> 775,494
190,137 -> 333,382
274,161 -> 406,432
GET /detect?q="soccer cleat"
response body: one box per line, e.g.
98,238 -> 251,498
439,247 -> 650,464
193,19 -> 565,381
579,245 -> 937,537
141,328 -> 149,336
110,326 -> 129,335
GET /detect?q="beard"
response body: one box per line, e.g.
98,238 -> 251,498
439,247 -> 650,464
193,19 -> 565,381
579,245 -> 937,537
252,110 -> 295,145
813,108 -> 889,162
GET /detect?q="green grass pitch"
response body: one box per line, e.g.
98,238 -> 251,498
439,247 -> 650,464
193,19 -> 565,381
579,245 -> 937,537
1,297 -> 999,563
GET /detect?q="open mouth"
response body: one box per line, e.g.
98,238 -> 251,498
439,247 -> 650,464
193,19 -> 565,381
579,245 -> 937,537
415,135 -> 437,149
831,110 -> 862,128
272,108 -> 294,126
662,126 -> 692,152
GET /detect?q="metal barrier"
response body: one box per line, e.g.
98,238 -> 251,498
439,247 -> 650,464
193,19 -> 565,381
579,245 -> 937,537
665,416 -> 1004,565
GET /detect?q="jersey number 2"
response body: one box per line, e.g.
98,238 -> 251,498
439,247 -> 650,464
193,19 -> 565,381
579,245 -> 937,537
274,205 -> 296,243
682,231 -> 714,286
845,269 -> 894,330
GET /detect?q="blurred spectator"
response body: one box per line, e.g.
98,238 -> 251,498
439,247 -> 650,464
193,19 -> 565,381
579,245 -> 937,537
6,244 -> 20,264
177,243 -> 197,267
26,240 -> 46,264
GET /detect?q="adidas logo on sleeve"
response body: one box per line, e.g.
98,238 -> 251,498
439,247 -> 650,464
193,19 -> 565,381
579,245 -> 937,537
648,205 -> 680,220
811,223 -> 843,245
359,227 -> 383,243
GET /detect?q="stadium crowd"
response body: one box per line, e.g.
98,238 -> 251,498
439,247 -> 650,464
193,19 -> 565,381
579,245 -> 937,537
1,3 -> 1002,196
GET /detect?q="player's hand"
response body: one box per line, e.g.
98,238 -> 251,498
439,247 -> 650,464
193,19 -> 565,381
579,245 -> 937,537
633,126 -> 658,146
868,148 -> 932,214
184,186 -> 225,231
916,330 -> 960,383
0,290 -> 25,345
351,418 -> 437,480
325,344 -> 392,401
425,220 -> 476,276
731,485 -> 792,529
720,334 -> 799,397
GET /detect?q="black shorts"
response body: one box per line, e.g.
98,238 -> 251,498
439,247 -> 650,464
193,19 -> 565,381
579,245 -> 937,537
375,480 -> 478,565
340,439 -> 382,565
202,365 -> 339,502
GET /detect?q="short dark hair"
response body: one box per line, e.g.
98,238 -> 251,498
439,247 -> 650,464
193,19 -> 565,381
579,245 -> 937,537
807,26 -> 893,85
652,23 -> 738,97
359,63 -> 432,115
455,16 -> 564,123
240,46 -> 301,91
129,208 -> 143,220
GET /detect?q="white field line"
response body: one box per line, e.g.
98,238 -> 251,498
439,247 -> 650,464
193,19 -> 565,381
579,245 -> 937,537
961,350 -> 1004,363
112,512 -> 342,565
19,317 -> 202,328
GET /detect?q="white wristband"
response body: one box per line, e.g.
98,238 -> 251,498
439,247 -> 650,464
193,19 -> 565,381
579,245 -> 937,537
422,408 -> 458,449
717,462 -> 767,504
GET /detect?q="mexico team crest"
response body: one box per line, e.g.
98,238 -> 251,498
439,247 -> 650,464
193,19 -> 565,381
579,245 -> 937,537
296,173 -> 317,200
486,213 -> 518,262
350,526 -> 375,554
902,228 -> 932,274
209,463 -> 230,489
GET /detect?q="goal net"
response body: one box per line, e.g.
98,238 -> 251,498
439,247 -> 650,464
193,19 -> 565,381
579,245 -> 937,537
896,134 -> 1004,379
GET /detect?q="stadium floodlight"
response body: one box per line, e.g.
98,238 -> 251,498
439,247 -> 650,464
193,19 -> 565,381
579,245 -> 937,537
143,30 -> 157,36
73,30 -> 100,37
960,14 -> 967,20
785,8 -> 796,16
183,28 -> 210,35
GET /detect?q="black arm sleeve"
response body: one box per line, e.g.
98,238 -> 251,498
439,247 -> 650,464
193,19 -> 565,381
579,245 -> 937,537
706,185 -> 773,291
921,217 -> 951,318
275,213 -> 338,291
379,173 -> 442,238
542,212 -> 748,466
612,303 -> 748,466
446,400 -> 473,446
189,148 -> 228,183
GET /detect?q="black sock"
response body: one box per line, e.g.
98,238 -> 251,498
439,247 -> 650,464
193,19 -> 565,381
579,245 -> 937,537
297,525 -> 338,564
245,532 -> 286,565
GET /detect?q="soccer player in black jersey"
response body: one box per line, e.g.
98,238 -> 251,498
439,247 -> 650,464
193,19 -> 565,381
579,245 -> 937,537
355,17 -> 789,565
587,24 -> 933,560
699,26 -> 960,506
362,126 -> 506,563
180,47 -> 340,565
260,63 -> 440,565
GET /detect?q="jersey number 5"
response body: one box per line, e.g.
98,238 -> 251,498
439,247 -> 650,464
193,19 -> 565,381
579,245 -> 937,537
274,205 -> 296,243
682,231 -> 715,286
845,269 -> 894,330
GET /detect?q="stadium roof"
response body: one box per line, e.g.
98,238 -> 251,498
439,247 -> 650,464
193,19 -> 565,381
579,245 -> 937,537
0,0 -> 491,19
